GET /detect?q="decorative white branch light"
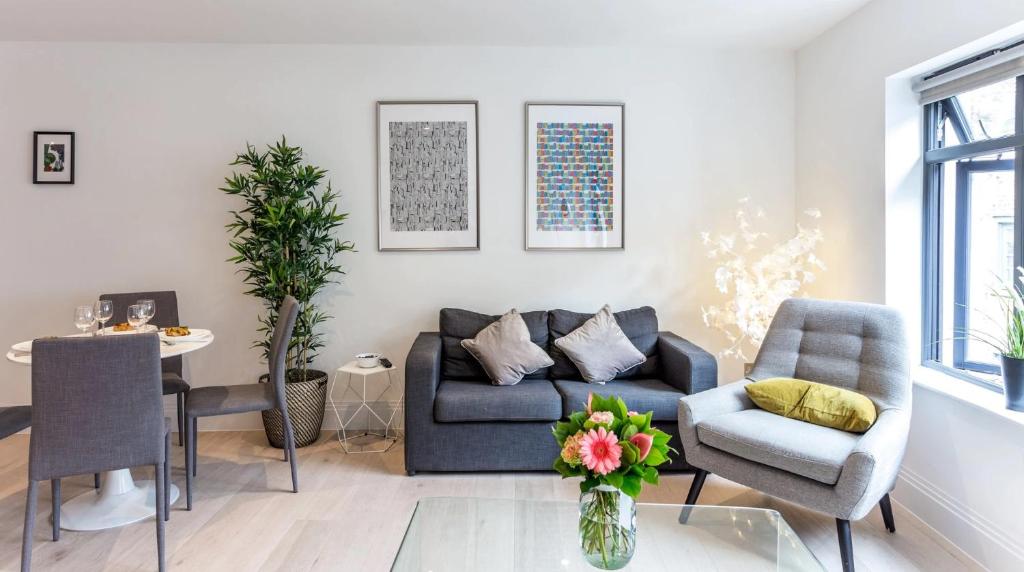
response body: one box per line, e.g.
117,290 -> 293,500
701,198 -> 825,361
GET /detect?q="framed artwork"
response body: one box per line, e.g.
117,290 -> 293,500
377,101 -> 479,251
33,131 -> 75,184
525,103 -> 624,250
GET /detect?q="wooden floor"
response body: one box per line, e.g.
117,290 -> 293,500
0,431 -> 980,572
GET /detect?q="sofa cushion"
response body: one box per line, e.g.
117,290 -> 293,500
552,378 -> 684,421
440,308 -> 550,380
549,307 -> 659,380
434,378 -> 562,422
461,309 -> 555,386
696,409 -> 859,485
553,305 -> 647,384
745,377 -> 878,433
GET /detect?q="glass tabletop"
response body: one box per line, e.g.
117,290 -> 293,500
391,497 -> 823,572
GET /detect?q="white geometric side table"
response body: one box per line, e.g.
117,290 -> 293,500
329,360 -> 402,453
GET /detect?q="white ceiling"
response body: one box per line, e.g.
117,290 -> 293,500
0,0 -> 871,48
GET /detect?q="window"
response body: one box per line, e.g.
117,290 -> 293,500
923,75 -> 1024,390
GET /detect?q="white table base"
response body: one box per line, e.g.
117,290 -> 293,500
329,365 -> 402,454
60,468 -> 179,531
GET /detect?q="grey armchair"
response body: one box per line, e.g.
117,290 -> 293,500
678,298 -> 909,572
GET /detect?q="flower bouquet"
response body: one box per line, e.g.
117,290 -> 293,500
553,393 -> 675,569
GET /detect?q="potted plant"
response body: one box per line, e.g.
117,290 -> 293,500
220,137 -> 355,447
963,267 -> 1024,411
552,393 -> 675,570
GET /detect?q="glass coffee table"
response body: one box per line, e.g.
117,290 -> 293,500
392,497 -> 823,571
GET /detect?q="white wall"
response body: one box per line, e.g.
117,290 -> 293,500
0,43 -> 796,428
796,1 -> 1024,569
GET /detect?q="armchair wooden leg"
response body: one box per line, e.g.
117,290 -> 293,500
678,469 -> 708,524
685,469 -> 708,505
879,494 -> 896,533
837,518 -> 855,572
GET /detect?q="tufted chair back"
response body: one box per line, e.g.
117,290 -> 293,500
749,298 -> 909,410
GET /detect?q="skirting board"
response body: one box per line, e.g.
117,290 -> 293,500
896,467 -> 1023,571
162,399 -> 405,435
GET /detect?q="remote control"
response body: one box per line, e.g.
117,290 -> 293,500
379,357 -> 393,369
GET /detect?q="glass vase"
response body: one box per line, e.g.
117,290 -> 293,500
578,485 -> 637,569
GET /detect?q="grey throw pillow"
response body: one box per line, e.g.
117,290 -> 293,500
553,305 -> 647,383
461,309 -> 555,386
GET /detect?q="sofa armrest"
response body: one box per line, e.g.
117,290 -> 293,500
657,332 -> 718,395
405,332 -> 442,407
404,332 -> 442,474
835,408 -> 911,518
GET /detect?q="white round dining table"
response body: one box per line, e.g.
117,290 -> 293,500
5,329 -> 214,531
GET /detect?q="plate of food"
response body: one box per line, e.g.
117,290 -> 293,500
159,327 -> 211,344
97,323 -> 149,335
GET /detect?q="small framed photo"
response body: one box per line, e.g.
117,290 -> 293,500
377,101 -> 479,251
525,103 -> 624,250
33,131 -> 75,184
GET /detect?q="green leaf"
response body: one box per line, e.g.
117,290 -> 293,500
644,447 -> 668,467
621,474 -> 642,498
620,441 -> 638,465
641,467 -> 659,485
553,458 -> 577,478
603,471 -> 624,489
613,396 -> 629,421
217,136 -> 354,371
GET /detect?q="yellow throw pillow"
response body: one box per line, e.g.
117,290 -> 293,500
744,377 -> 878,433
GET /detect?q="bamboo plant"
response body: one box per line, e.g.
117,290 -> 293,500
220,137 -> 354,379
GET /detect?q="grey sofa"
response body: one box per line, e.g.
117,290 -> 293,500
678,298 -> 910,572
404,306 -> 717,475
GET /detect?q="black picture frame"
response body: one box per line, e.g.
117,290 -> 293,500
33,131 -> 75,184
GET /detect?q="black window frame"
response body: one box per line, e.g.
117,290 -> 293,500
922,75 -> 1024,392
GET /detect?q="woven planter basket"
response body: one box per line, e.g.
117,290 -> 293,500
260,369 -> 328,449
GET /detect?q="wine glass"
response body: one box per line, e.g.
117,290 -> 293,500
74,305 -> 96,336
127,304 -> 147,332
137,299 -> 156,333
94,300 -> 113,335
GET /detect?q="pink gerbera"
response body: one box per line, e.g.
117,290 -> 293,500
579,427 -> 622,475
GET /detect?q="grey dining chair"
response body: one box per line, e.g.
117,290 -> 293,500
678,298 -> 910,572
184,295 -> 299,510
22,334 -> 171,572
100,291 -> 190,446
0,406 -> 31,440
0,407 -> 102,489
